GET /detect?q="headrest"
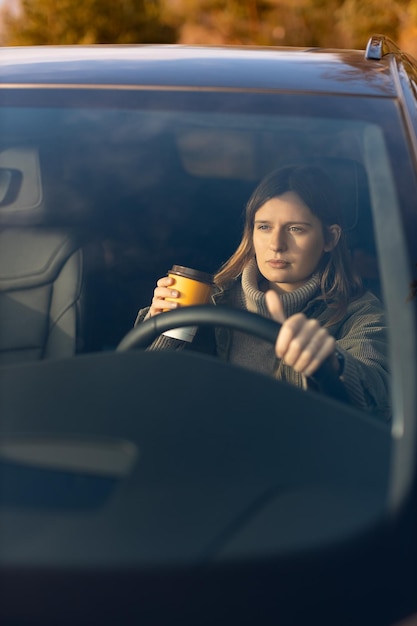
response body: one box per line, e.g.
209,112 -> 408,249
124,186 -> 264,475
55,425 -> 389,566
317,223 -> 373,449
285,156 -> 374,251
320,158 -> 368,226
0,147 -> 43,224
302,157 -> 371,232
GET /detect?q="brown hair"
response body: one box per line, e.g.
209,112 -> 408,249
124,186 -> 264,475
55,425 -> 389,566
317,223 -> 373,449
214,164 -> 362,326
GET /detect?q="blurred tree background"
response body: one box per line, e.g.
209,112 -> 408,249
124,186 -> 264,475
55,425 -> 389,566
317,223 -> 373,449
1,0 -> 417,55
0,0 -> 176,45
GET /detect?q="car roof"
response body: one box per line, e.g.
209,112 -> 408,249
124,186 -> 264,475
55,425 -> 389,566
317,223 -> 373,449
0,44 -> 399,97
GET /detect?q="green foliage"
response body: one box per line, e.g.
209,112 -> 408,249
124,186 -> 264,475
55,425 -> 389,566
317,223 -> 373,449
2,0 -> 177,45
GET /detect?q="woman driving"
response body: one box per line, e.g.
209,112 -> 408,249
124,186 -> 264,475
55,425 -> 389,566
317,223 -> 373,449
135,164 -> 390,419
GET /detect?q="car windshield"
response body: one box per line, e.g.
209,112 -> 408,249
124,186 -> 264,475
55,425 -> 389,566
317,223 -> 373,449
0,90 -> 409,348
0,85 -> 416,566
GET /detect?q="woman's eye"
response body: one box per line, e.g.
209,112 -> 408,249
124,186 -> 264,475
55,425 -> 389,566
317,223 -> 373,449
256,224 -> 271,231
289,226 -> 303,233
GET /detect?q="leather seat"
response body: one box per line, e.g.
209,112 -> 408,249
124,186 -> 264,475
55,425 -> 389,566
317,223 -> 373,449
0,147 -> 84,365
0,228 -> 83,364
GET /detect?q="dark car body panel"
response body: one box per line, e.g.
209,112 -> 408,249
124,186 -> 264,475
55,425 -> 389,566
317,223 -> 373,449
0,45 -> 397,96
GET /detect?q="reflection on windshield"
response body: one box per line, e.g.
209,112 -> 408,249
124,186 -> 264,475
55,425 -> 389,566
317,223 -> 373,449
3,90 -> 414,582
0,100 -> 393,419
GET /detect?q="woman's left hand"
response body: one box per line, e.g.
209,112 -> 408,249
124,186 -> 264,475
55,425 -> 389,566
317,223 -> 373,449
265,290 -> 337,378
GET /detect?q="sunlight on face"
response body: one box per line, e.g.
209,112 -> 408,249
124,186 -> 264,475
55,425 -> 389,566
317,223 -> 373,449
253,191 -> 336,293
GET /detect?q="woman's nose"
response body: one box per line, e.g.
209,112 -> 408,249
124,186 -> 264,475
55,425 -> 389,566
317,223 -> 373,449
270,229 -> 287,251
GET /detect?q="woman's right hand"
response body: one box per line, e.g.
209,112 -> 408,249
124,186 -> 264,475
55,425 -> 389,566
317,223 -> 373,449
148,276 -> 179,317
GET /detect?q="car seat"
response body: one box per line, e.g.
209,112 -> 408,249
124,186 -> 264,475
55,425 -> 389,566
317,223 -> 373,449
0,147 -> 84,365
314,156 -> 381,297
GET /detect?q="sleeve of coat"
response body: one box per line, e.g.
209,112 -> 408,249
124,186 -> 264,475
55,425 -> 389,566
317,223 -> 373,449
332,292 -> 391,421
133,306 -> 187,351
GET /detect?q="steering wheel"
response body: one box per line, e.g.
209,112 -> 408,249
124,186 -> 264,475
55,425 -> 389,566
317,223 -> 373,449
117,305 -> 349,403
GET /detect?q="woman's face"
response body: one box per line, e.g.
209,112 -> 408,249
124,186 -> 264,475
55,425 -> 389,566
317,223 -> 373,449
252,191 -> 339,293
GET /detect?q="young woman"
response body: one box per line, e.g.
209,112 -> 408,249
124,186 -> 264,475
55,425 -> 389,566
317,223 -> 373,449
135,165 -> 390,419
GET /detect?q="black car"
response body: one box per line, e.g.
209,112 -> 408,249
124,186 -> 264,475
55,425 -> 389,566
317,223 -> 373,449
0,35 -> 416,625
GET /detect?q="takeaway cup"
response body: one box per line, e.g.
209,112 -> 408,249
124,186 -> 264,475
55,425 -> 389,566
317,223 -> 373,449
163,265 -> 213,341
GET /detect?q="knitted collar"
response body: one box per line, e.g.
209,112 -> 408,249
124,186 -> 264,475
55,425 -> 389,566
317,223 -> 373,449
240,258 -> 320,318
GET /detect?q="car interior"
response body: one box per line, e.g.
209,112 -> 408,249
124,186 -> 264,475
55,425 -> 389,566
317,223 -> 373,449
0,116 -> 381,365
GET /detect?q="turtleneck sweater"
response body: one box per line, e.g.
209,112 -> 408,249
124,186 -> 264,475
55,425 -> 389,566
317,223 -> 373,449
239,258 -> 320,317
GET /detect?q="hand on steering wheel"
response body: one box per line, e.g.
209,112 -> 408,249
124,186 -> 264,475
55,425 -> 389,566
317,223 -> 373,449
117,305 -> 349,403
265,290 -> 338,379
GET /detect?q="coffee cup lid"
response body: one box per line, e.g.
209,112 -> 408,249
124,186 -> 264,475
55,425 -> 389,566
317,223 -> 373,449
169,265 -> 213,285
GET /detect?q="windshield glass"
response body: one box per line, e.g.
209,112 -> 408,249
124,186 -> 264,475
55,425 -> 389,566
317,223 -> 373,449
0,91 -> 404,353
1,87 -> 416,565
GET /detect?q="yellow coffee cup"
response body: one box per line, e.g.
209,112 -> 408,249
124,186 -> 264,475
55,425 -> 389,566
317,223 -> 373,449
163,265 -> 213,341
166,265 -> 213,306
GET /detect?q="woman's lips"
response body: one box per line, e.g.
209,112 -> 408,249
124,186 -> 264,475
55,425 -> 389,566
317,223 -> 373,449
267,259 -> 289,268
